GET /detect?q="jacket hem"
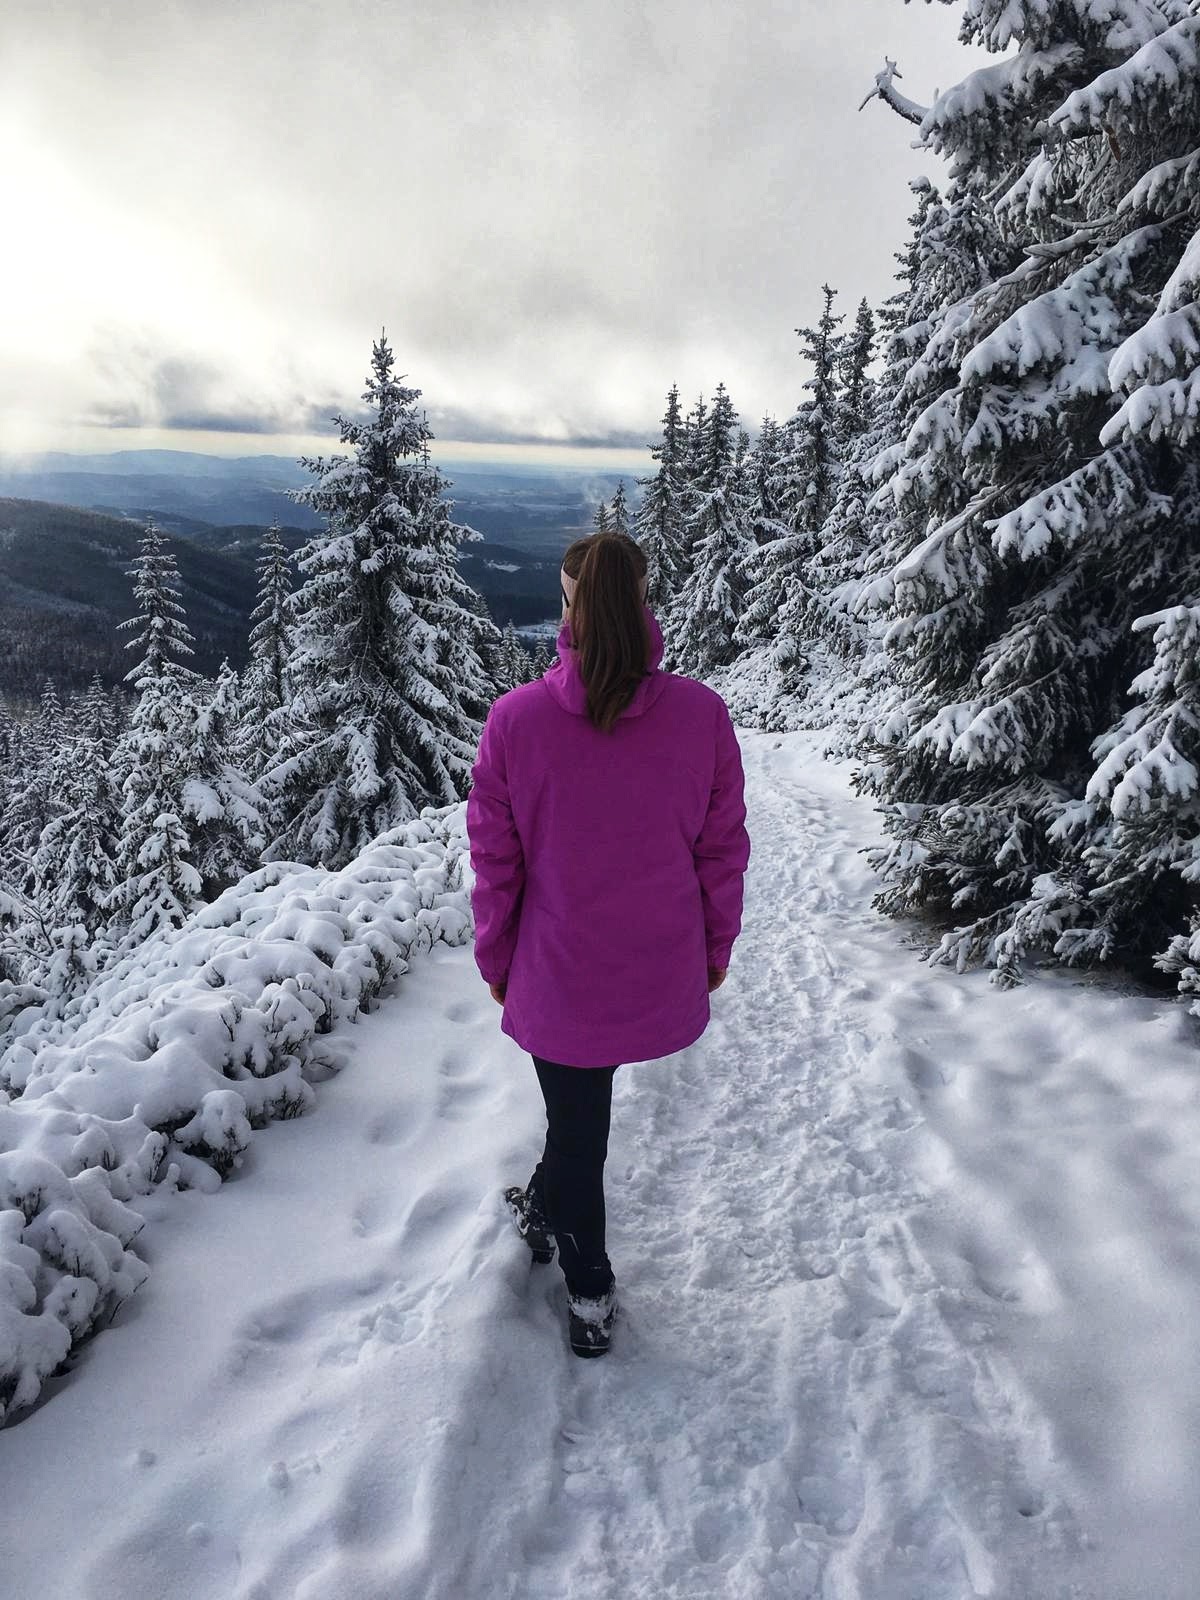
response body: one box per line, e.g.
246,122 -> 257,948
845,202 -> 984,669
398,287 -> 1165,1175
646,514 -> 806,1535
499,1004 -> 711,1068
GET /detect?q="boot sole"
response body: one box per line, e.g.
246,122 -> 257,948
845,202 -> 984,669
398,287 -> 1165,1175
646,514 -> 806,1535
569,1323 -> 614,1357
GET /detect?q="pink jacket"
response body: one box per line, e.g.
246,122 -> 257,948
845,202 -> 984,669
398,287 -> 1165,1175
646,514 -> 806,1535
466,604 -> 750,1067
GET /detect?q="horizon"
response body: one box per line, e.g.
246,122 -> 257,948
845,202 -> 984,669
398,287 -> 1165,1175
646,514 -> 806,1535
0,436 -> 655,477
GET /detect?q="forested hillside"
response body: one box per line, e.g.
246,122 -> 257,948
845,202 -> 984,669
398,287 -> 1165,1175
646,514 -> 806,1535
0,497 -> 566,706
0,499 -> 276,702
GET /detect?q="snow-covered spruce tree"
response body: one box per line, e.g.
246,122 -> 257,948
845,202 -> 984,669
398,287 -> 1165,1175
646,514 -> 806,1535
1010,7 -> 1200,978
736,288 -> 845,697
817,181 -> 963,729
770,286 -> 849,695
264,331 -> 493,868
780,285 -> 845,538
837,299 -> 877,445
30,674 -> 122,943
653,391 -> 704,665
593,500 -> 613,534
0,698 -> 15,765
857,0 -> 1200,983
179,661 -> 267,898
238,518 -> 293,776
37,921 -> 97,1023
801,304 -> 879,654
108,519 -> 203,952
609,480 -> 631,536
677,392 -> 709,526
730,415 -> 791,655
1077,604 -> 1200,978
633,384 -> 689,611
1,679 -> 67,893
0,693 -> 59,992
670,382 -> 754,677
497,621 -> 537,689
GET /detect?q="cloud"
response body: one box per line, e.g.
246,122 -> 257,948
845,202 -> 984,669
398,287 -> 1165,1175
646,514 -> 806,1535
2,0 -> 984,457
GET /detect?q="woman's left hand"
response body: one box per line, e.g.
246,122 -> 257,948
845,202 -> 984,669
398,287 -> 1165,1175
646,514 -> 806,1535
488,980 -> 506,1005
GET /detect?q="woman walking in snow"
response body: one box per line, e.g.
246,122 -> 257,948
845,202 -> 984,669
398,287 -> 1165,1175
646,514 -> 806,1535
465,531 -> 751,1357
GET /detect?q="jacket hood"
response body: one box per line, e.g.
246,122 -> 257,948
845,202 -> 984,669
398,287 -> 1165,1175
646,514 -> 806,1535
544,603 -> 669,720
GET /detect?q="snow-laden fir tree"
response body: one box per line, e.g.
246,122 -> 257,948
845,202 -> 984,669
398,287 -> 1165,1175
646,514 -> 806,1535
108,519 -> 204,952
677,393 -> 709,533
0,698 -> 14,765
180,660 -> 267,898
736,288 -> 845,697
836,300 -> 877,447
529,637 -> 554,678
1072,604 -> 1200,972
30,674 -> 122,941
799,301 -> 878,656
668,382 -> 754,677
593,500 -> 613,534
238,518 -> 293,779
609,480 -> 631,536
633,384 -> 689,611
497,621 -> 537,689
779,285 -> 845,538
1,679 -> 67,893
799,187 -> 952,747
37,921 -> 97,1023
730,415 -> 792,655
264,331 -> 494,868
857,0 -> 1200,984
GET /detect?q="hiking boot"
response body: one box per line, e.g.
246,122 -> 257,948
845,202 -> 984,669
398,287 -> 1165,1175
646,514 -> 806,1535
504,1184 -> 556,1265
567,1281 -> 618,1358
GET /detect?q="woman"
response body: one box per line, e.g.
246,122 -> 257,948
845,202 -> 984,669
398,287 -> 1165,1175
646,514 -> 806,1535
465,531 -> 751,1358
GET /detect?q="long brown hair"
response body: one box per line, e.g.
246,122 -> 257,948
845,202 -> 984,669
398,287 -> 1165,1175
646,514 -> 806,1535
561,533 -> 651,734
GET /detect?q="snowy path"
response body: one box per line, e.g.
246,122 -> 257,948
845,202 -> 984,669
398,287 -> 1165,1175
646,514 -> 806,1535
3,732 -> 1199,1600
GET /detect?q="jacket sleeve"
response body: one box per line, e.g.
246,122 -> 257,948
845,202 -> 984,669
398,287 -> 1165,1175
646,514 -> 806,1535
465,703 -> 526,985
693,701 -> 751,970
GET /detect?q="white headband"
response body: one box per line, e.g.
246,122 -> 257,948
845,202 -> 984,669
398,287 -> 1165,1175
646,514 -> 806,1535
561,565 -> 648,604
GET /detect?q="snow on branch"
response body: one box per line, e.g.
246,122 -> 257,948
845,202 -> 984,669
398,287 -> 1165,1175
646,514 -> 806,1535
1104,227 -> 1200,445
859,59 -> 929,128
989,447 -> 1171,561
1050,16 -> 1200,141
959,224 -> 1163,387
1119,148 -> 1200,219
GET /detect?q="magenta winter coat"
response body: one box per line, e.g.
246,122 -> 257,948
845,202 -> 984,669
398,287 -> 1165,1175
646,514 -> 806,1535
465,603 -> 751,1068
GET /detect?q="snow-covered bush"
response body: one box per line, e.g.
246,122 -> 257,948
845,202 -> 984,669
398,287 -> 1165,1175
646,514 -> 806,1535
0,801 -> 471,1424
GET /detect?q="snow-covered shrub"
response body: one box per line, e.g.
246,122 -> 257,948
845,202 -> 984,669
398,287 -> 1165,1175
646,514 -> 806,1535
0,801 -> 471,1424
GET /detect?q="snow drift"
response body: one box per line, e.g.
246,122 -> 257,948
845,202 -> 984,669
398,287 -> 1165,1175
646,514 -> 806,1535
0,802 -> 471,1423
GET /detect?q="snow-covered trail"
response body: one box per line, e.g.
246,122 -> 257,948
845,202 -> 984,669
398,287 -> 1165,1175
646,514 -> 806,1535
3,731 -> 1199,1600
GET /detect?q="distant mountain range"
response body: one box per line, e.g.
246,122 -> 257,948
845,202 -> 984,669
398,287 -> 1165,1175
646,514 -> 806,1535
0,449 -> 635,552
0,449 -> 638,710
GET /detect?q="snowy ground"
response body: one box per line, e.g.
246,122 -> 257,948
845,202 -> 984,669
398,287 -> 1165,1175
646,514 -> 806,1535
2,729 -> 1198,1600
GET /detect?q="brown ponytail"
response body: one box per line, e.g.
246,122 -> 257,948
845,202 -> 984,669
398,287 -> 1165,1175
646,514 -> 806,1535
561,533 -> 651,734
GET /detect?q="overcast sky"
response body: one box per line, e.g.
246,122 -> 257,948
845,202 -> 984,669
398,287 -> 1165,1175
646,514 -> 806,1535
1,0 -> 984,468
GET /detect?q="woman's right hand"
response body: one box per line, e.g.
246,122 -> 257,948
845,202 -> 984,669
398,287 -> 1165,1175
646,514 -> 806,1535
707,967 -> 727,993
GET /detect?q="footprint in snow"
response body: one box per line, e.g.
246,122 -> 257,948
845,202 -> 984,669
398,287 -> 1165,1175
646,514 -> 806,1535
364,1106 -> 409,1147
443,998 -> 483,1024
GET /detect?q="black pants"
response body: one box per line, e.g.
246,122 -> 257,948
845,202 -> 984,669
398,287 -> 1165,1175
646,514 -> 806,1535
527,1056 -> 619,1299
